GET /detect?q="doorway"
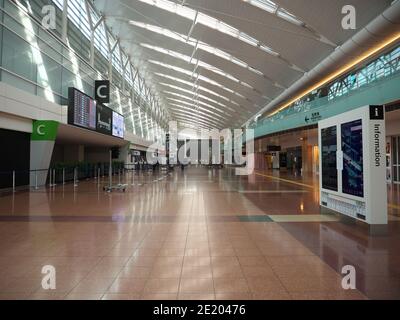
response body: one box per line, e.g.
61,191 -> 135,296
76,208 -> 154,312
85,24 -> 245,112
392,136 -> 400,184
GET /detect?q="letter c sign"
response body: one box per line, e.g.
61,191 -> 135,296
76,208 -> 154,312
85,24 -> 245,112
95,80 -> 110,104
37,124 -> 45,136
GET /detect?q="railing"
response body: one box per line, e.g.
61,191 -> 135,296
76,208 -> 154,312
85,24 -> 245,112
0,162 -> 168,192
250,45 -> 400,128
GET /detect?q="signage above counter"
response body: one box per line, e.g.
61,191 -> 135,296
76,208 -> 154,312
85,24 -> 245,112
68,87 -> 124,139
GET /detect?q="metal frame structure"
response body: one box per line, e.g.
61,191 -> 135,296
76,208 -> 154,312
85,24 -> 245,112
251,45 -> 400,128
3,0 -> 169,142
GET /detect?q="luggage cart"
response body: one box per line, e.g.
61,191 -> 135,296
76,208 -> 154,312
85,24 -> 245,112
103,150 -> 128,193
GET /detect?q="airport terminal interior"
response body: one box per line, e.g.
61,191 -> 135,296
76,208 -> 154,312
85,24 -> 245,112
0,0 -> 400,301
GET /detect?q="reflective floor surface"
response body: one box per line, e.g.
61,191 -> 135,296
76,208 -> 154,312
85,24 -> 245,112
0,166 -> 399,300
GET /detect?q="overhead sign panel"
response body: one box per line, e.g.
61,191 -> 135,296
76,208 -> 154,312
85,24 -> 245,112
112,111 -> 124,139
68,87 -> 125,139
97,104 -> 112,135
95,80 -> 110,104
68,88 -> 97,130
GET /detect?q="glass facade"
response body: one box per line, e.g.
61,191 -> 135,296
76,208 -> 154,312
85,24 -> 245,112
0,0 -> 167,142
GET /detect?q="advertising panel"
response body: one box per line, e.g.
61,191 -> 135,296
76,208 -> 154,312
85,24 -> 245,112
321,126 -> 338,192
341,119 -> 364,197
112,111 -> 124,138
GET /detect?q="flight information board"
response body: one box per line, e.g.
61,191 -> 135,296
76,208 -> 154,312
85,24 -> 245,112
68,88 -> 97,130
68,88 -> 125,139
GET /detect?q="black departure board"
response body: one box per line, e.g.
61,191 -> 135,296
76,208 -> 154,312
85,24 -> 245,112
68,88 -> 97,130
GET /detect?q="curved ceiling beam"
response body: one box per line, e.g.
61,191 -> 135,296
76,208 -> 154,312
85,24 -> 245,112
127,20 -> 286,89
159,82 -> 236,112
169,105 -> 227,127
154,72 -> 240,106
167,100 -> 229,123
165,97 -> 233,121
171,112 -> 225,129
247,0 -> 400,124
162,90 -> 248,121
168,105 -> 227,127
140,43 -> 265,96
241,0 -> 337,47
134,0 -> 306,72
176,121 -> 214,131
148,60 -> 249,103
158,82 -> 240,114
164,93 -> 234,119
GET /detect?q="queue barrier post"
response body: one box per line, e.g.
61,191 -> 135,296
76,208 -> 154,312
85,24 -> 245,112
53,169 -> 56,187
35,171 -> 38,190
74,168 -> 78,188
12,170 -> 15,193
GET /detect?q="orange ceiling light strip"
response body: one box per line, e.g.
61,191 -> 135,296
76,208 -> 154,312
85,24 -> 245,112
269,32 -> 400,117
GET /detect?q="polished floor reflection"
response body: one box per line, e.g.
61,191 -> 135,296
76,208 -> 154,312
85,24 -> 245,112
0,167 -> 399,300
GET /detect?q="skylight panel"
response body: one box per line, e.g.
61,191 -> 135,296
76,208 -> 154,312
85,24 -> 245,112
148,60 -> 246,102
129,20 -> 270,81
136,0 -> 297,67
164,87 -> 231,111
242,0 -> 276,13
277,8 -> 305,26
160,83 -> 232,113
141,43 -> 256,92
242,0 -> 335,47
174,115 -> 221,130
155,72 -> 233,103
168,106 -> 226,127
166,98 -> 228,120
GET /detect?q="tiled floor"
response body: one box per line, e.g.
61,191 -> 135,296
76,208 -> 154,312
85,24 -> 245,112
0,167 -> 399,300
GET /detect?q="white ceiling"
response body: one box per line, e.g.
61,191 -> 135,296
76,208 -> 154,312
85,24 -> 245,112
93,0 -> 393,130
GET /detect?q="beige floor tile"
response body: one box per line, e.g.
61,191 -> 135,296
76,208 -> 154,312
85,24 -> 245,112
64,292 -> 103,300
214,278 -> 249,294
144,278 -> 180,294
70,277 -> 115,293
108,278 -> 147,293
179,278 -> 214,294
101,293 -> 141,300
246,277 -> 286,293
178,293 -> 215,300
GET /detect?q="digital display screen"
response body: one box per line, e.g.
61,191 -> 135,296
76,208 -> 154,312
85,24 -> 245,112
68,88 -> 96,130
341,119 -> 364,197
112,111 -> 124,138
96,104 -> 112,135
321,126 -> 338,192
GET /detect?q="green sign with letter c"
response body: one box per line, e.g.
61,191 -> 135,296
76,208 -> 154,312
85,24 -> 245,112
31,120 -> 59,141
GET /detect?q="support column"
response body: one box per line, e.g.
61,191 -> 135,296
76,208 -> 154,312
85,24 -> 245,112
30,121 -> 59,187
61,0 -> 68,43
301,137 -> 313,174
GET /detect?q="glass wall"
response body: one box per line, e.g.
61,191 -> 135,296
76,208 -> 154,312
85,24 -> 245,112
0,0 -> 167,143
